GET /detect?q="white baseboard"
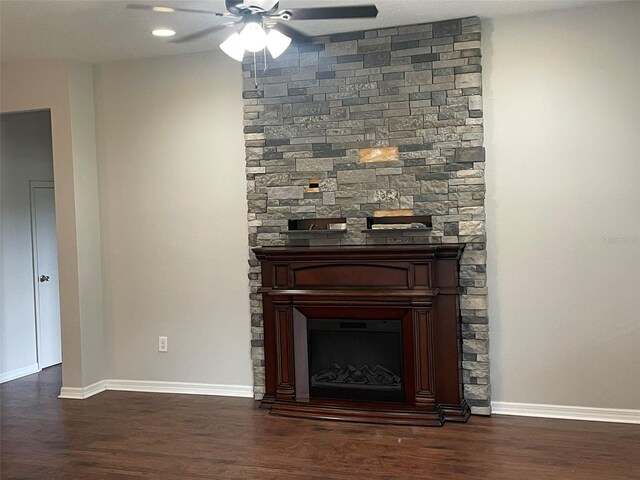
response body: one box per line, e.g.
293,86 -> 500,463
491,401 -> 640,424
0,363 -> 40,384
105,379 -> 254,398
59,379 -> 253,400
59,379 -> 107,399
52,386 -> 640,424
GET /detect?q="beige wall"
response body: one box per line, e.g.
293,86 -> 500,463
484,1 -> 640,409
67,62 -> 106,386
1,60 -> 106,389
1,60 -> 85,388
94,51 -> 252,387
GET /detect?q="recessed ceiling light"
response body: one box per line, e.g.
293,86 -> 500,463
152,6 -> 175,13
152,28 -> 176,37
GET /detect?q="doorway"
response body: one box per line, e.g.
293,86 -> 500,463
0,110 -> 61,382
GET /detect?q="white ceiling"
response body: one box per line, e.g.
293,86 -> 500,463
0,0 -> 618,63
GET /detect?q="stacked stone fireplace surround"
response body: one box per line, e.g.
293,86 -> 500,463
242,17 -> 490,415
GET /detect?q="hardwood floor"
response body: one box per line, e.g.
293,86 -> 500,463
1,366 -> 638,479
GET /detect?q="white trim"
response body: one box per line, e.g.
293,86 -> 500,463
491,401 -> 640,425
0,363 -> 40,384
105,379 -> 254,398
58,379 -> 253,400
58,380 -> 107,399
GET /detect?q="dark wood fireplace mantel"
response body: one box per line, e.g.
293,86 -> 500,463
253,245 -> 470,426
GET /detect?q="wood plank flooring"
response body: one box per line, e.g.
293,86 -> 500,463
1,366 -> 638,479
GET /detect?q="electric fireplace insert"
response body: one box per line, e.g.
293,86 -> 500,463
307,319 -> 403,403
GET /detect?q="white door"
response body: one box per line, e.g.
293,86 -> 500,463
30,181 -> 61,368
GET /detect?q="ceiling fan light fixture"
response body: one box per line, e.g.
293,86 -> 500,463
220,32 -> 246,61
266,29 -> 291,59
240,22 -> 267,52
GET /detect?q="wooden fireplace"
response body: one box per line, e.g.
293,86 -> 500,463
253,245 -> 470,426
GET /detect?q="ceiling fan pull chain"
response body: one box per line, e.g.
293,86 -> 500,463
264,46 -> 268,72
262,16 -> 268,73
253,51 -> 258,89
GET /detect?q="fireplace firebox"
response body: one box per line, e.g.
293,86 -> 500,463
307,319 -> 404,403
254,245 -> 470,426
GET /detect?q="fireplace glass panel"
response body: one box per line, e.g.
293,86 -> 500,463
307,319 -> 403,403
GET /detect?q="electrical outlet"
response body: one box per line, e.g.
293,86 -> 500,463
159,336 -> 168,352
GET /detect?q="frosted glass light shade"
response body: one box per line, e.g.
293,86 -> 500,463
220,32 -> 245,61
266,29 -> 291,59
240,22 -> 267,53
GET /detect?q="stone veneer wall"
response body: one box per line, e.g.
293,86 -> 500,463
242,17 -> 490,414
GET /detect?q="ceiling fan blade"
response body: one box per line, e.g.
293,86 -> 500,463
244,0 -> 279,12
273,22 -> 312,44
170,24 -> 231,44
289,5 -> 378,21
126,4 -> 225,16
265,0 -> 280,14
226,0 -> 242,14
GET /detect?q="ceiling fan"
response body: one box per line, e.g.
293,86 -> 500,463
127,0 -> 378,61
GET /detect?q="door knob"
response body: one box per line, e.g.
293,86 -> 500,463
39,275 -> 50,282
